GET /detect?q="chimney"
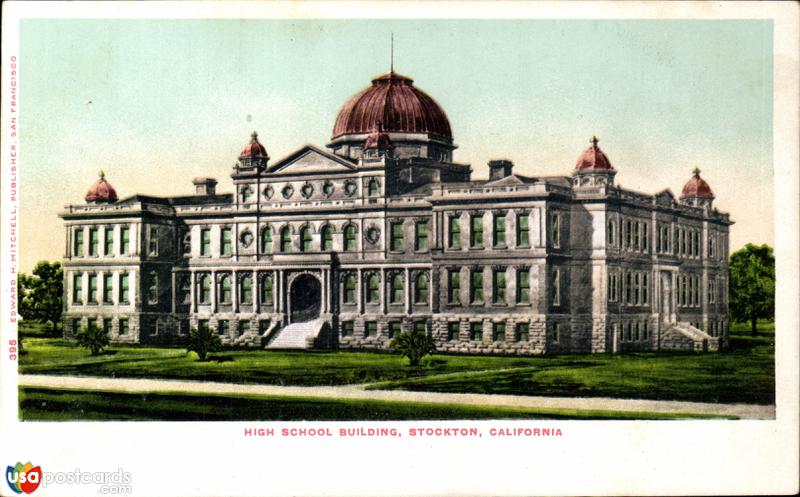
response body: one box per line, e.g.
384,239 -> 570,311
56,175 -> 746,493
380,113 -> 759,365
488,160 -> 514,180
192,177 -> 218,196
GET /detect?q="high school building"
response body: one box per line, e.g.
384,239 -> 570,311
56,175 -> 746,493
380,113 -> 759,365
60,71 -> 732,354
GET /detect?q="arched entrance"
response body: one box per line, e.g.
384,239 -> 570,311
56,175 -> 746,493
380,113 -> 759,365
290,274 -> 321,323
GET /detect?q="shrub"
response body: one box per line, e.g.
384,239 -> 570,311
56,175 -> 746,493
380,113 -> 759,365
390,329 -> 437,367
75,323 -> 110,356
187,327 -> 222,362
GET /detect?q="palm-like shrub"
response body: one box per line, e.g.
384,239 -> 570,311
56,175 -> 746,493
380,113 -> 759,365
75,323 -> 110,356
390,329 -> 437,367
187,327 -> 221,362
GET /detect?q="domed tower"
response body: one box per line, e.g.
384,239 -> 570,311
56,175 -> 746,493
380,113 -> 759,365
238,131 -> 269,171
328,72 -> 455,161
680,167 -> 714,208
85,170 -> 118,204
572,136 -> 616,188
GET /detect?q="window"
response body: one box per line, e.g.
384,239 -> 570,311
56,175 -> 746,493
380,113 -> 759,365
261,227 -> 272,253
642,222 -> 649,252
74,229 -> 84,256
365,321 -> 377,338
642,273 -> 649,305
470,269 -> 484,303
368,179 -> 379,196
608,270 -> 618,302
280,226 -> 292,252
551,268 -> 561,306
87,318 -> 97,332
344,224 -> 357,252
709,279 -> 716,304
413,321 -> 426,334
415,273 -> 429,304
89,228 -> 99,256
148,226 -> 159,256
341,321 -> 354,337
390,222 -> 404,251
343,273 -> 356,304
634,322 -> 640,341
708,235 -> 715,257
241,186 -> 252,202
238,320 -> 250,336
218,320 -> 229,336
415,221 -> 428,251
633,273 -> 641,306
119,273 -> 129,303
517,269 -> 530,304
625,220 -> 632,249
633,222 -> 640,251
220,227 -> 232,256
517,213 -> 530,247
261,273 -> 274,304
493,214 -> 506,247
551,213 -> 561,248
391,274 -> 404,304
551,322 -> 560,343
625,271 -> 632,305
516,322 -> 530,342
470,322 -> 483,341
259,320 -> 271,335
241,275 -> 253,304
198,320 -> 210,334
448,269 -> 461,304
321,225 -> 333,251
366,273 -> 379,303
104,228 -> 114,256
88,274 -> 98,303
606,219 -> 615,246
119,318 -> 129,335
199,275 -> 210,304
219,275 -> 232,304
103,274 -> 113,304
470,215 -> 483,247
388,321 -> 402,339
72,273 -> 83,304
493,268 -> 506,304
643,321 -> 649,340
201,228 -> 211,256
448,216 -> 461,248
300,226 -> 312,252
447,322 -> 460,341
493,322 -> 506,342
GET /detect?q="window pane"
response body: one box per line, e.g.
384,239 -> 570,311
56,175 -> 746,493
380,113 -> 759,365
391,222 -> 404,251
449,217 -> 461,248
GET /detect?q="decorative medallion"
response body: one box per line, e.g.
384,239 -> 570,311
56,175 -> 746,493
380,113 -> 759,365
323,180 -> 335,197
366,226 -> 381,245
282,184 -> 294,199
263,185 -> 274,199
344,180 -> 357,196
240,230 -> 254,248
301,183 -> 314,199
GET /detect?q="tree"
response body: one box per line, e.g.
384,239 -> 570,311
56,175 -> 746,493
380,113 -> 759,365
17,261 -> 64,333
75,323 -> 110,356
729,243 -> 775,335
390,329 -> 437,367
187,326 -> 221,362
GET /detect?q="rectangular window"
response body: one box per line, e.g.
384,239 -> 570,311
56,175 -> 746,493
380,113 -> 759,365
551,268 -> 561,306
642,222 -> 649,252
633,222 -> 640,251
261,274 -> 273,304
413,321 -> 426,334
201,228 -> 211,256
198,320 -> 210,334
221,227 -> 232,256
516,322 -> 530,342
87,318 -> 97,332
73,273 -> 83,304
470,269 -> 484,303
493,214 -> 506,247
517,213 -> 530,247
390,222 -> 404,251
550,322 -> 560,343
643,321 -> 649,341
104,228 -> 114,256
634,322 -> 640,341
415,221 -> 428,251
608,271 -> 617,302
365,321 -> 377,338
388,321 -> 401,339
89,228 -> 99,256
119,318 -> 129,335
493,269 -> 506,304
517,269 -> 530,304
119,273 -> 130,304
102,274 -> 113,304
390,274 -> 404,304
343,274 -> 356,304
709,279 -> 716,304
447,322 -> 460,341
238,320 -> 250,335
88,274 -> 98,303
74,229 -> 84,256
633,273 -> 641,306
341,321 -> 354,337
625,220 -> 632,250
493,322 -> 506,342
469,322 -> 483,341
470,215 -> 483,247
120,226 -> 130,255
551,213 -> 561,248
148,226 -> 159,256
218,320 -> 229,336
448,216 -> 461,249
448,269 -> 461,304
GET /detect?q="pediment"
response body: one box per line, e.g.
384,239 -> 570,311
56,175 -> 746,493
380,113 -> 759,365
268,145 -> 357,175
655,188 -> 676,206
484,174 -> 535,187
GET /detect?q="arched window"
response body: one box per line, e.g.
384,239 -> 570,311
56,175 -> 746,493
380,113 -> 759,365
300,226 -> 312,252
366,273 -> 379,303
344,224 -> 357,252
321,225 -> 333,251
147,271 -> 159,304
199,274 -> 210,304
280,226 -> 292,252
220,275 -> 232,304
391,273 -> 404,304
607,219 -> 615,246
260,226 -> 272,253
343,273 -> 356,304
261,273 -> 273,304
368,179 -> 379,196
240,275 -> 253,304
415,273 -> 429,304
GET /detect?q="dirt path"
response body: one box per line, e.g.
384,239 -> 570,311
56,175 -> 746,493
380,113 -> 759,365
19,374 -> 775,419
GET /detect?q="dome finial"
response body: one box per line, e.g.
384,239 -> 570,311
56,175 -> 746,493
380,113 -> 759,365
591,135 -> 599,148
251,130 -> 258,140
692,166 -> 701,177
99,169 -> 105,179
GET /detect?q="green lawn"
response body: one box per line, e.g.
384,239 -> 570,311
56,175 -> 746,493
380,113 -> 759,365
18,387 -> 726,421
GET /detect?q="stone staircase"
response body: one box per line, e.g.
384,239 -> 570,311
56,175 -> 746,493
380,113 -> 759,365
661,322 -> 719,352
265,319 -> 326,349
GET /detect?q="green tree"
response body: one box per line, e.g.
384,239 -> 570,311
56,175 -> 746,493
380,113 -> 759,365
390,329 -> 437,367
729,243 -> 775,335
75,323 -> 110,356
187,326 -> 221,362
17,261 -> 64,333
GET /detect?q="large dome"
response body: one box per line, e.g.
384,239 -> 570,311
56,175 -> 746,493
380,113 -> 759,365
332,72 -> 452,140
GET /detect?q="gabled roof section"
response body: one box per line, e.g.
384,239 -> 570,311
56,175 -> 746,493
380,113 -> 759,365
654,189 -> 676,206
483,174 -> 538,187
267,145 -> 357,175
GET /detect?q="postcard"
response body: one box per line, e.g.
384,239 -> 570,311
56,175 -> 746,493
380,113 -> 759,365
1,1 -> 798,496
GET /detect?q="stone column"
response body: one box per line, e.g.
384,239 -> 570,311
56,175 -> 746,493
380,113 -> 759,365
320,269 -> 327,313
380,268 -> 387,314
252,270 -> 258,314
211,270 -> 217,313
232,270 -> 239,313
404,268 -> 411,314
357,268 -> 364,314
190,271 -> 197,313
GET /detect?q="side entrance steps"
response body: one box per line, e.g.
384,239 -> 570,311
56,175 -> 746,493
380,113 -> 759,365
661,322 -> 719,352
264,319 -> 326,349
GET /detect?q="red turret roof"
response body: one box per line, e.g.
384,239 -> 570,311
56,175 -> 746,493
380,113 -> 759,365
85,171 -> 118,203
239,131 -> 269,159
681,168 -> 714,198
575,136 -> 614,171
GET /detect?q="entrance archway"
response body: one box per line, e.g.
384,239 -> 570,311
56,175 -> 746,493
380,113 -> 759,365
290,274 -> 321,323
